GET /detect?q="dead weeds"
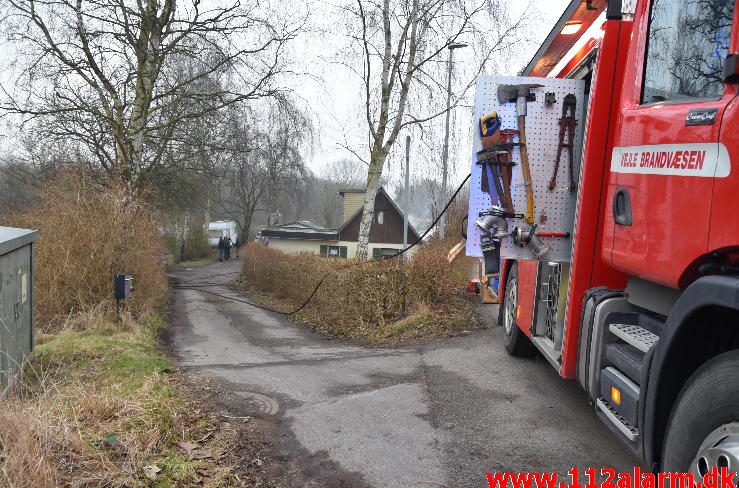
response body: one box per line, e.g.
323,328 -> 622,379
7,174 -> 168,332
240,243 -> 481,345
0,314 -> 273,488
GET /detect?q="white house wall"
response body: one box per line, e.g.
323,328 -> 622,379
266,239 -> 418,258
267,239 -> 328,255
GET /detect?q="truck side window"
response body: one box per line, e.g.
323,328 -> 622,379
642,0 -> 735,103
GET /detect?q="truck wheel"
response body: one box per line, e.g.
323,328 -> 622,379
662,350 -> 739,474
501,263 -> 536,357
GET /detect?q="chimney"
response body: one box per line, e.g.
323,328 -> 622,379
339,189 -> 366,224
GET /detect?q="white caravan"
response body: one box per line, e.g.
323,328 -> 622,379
207,221 -> 238,247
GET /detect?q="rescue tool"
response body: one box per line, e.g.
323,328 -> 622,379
476,112 -> 516,213
497,83 -> 542,225
549,94 -> 578,193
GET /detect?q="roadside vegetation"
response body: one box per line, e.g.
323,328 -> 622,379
240,206 -> 482,344
2,176 -> 268,487
165,217 -> 218,267
8,176 -> 168,331
2,315 -> 255,487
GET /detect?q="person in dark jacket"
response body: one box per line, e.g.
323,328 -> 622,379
224,236 -> 232,260
218,236 -> 225,262
234,238 -> 240,259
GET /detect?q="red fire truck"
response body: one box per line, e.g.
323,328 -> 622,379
474,0 -> 739,473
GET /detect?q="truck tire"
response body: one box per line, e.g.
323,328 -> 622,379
662,350 -> 739,474
500,263 -> 536,357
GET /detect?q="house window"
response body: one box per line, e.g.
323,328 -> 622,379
376,211 -> 384,225
320,245 -> 348,258
642,0 -> 734,103
371,247 -> 400,260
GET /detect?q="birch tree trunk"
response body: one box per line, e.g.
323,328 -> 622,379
355,148 -> 387,259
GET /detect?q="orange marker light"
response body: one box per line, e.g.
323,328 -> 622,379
611,386 -> 622,405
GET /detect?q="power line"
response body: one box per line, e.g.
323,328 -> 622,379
174,173 -> 472,316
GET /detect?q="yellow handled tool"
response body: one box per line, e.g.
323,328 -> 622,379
498,83 -> 543,225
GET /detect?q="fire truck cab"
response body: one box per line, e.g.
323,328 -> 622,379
475,0 -> 739,473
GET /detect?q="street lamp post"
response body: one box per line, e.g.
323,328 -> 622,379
439,42 -> 468,240
404,135 -> 411,254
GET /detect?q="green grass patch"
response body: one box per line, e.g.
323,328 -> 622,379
2,315 -> 244,487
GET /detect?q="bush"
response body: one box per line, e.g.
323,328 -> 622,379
241,243 -> 478,341
183,219 -> 212,261
7,175 -> 167,330
163,217 -> 212,263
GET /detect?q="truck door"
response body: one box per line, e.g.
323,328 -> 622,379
711,46 -> 739,255
606,0 -> 736,289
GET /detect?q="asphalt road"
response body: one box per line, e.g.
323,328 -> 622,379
168,260 -> 643,488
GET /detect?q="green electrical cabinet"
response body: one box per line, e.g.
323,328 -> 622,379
0,226 -> 37,397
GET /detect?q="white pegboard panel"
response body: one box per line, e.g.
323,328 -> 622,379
466,75 -> 586,262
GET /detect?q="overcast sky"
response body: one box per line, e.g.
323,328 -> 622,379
0,0 -> 572,189
295,0 -> 572,187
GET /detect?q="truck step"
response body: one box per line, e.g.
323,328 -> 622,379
606,343 -> 645,384
596,397 -> 639,442
609,323 -> 659,353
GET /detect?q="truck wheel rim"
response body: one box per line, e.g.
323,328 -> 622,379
691,422 -> 739,477
504,278 -> 517,335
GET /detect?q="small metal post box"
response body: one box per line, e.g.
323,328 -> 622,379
114,274 -> 134,300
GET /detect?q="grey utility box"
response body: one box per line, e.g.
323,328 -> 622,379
0,226 -> 37,397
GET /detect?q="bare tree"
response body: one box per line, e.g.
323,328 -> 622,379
260,100 -> 312,220
1,0 -> 303,195
340,0 -> 528,258
215,98 -> 311,239
323,158 -> 367,187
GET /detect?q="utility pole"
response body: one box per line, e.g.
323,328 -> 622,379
439,42 -> 468,240
404,135 -> 411,254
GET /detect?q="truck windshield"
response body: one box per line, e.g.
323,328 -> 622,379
642,0 -> 735,103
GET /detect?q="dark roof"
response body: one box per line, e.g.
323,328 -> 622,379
261,188 -> 419,244
260,229 -> 338,241
337,188 -> 366,196
276,220 -> 333,231
261,220 -> 337,241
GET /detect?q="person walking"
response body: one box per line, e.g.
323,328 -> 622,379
224,236 -> 232,260
217,236 -> 225,262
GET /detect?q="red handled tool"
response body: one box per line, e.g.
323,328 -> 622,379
549,94 -> 577,193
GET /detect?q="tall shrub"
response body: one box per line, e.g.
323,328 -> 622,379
183,219 -> 211,261
242,243 -> 474,337
8,175 -> 167,330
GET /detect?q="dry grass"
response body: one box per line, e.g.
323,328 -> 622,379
241,242 -> 480,343
0,314 -> 247,488
0,176 -> 256,486
7,175 -> 168,332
